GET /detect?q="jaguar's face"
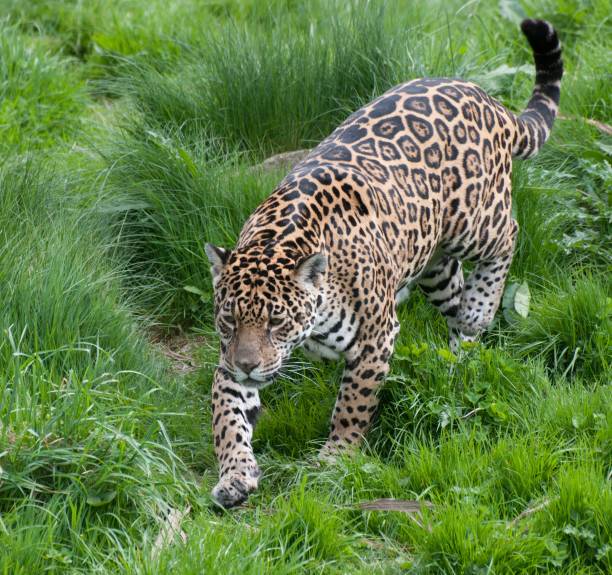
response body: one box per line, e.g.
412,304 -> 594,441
206,243 -> 326,387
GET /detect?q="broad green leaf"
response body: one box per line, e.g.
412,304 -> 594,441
503,282 -> 519,309
439,409 -> 451,428
487,402 -> 509,421
177,147 -> 197,177
481,63 -> 533,80
499,0 -> 526,24
183,285 -> 206,296
595,140 -> 612,157
513,281 -> 531,317
360,463 -> 379,475
476,63 -> 533,95
86,490 -> 117,507
503,281 -> 530,321
437,348 -> 457,363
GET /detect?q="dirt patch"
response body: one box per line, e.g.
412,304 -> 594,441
152,331 -> 206,374
250,149 -> 311,174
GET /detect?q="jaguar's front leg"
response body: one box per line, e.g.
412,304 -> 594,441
211,368 -> 261,507
321,312 -> 398,458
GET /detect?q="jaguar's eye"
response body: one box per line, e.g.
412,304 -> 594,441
269,316 -> 284,327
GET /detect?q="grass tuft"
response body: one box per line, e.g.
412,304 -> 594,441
0,0 -> 610,572
507,275 -> 610,380
0,21 -> 85,151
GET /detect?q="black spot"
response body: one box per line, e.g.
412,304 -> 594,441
419,78 -> 447,87
354,137 -> 378,157
428,173 -> 441,193
403,96 -> 433,115
424,142 -> 442,168
445,143 -> 459,161
280,204 -> 295,216
397,134 -> 421,162
463,149 -> 482,178
468,126 -> 481,145
434,118 -> 450,141
411,168 -> 429,199
312,168 -> 332,185
439,85 -> 462,101
390,164 -> 412,192
321,144 -> 352,162
378,140 -> 401,161
484,106 -> 495,131
449,197 -> 460,216
245,407 -> 260,426
356,155 -> 389,184
372,115 -> 404,139
461,102 -> 473,121
340,125 -> 368,143
298,178 -> 317,195
453,121 -> 467,144
399,83 -> 428,95
221,386 -> 244,401
330,166 -> 348,181
406,114 -> 433,142
433,94 -> 459,120
369,94 -> 400,118
442,166 -> 461,196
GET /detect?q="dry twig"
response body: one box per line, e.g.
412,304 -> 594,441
507,498 -> 551,530
558,114 -> 612,136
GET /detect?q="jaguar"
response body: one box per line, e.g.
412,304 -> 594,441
205,19 -> 563,507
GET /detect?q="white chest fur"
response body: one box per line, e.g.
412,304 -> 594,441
300,308 -> 358,361
302,337 -> 341,360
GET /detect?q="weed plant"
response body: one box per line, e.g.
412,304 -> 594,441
0,0 -> 609,573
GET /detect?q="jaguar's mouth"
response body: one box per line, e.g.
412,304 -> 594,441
225,362 -> 281,388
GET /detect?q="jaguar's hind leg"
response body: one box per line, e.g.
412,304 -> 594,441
418,255 -> 468,352
449,220 -> 519,344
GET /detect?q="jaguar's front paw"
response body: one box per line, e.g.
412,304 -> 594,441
211,467 -> 260,508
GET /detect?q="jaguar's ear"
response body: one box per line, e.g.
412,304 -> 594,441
205,243 -> 230,286
295,251 -> 327,289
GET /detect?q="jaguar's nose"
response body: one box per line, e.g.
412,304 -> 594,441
235,359 -> 261,376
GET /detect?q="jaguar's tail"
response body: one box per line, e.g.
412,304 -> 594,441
512,19 -> 563,159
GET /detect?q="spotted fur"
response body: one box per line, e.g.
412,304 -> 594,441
206,20 -> 563,507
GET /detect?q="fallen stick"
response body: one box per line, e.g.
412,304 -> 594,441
507,498 -> 551,530
557,114 -> 612,136
357,498 -> 434,514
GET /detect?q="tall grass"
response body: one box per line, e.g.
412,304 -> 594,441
94,129 -> 280,320
0,0 -> 610,573
507,275 -> 610,380
107,0 -> 519,158
0,21 -> 85,151
108,3 -> 403,156
0,158 -> 199,572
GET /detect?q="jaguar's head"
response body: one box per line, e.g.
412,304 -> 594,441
205,242 -> 326,387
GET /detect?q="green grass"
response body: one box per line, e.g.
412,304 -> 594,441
0,21 -> 86,151
0,0 -> 610,573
